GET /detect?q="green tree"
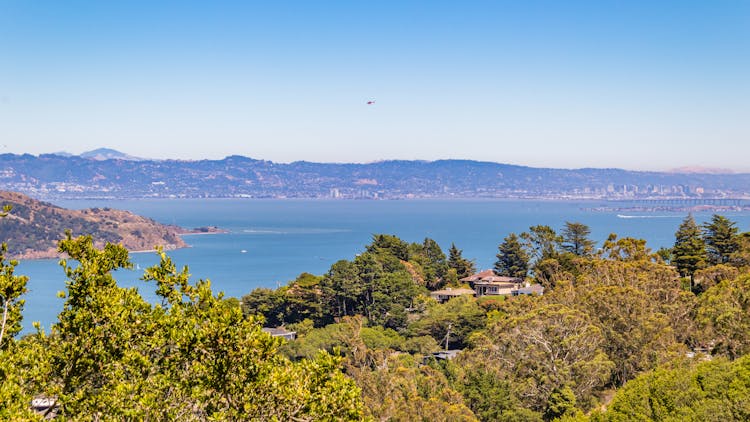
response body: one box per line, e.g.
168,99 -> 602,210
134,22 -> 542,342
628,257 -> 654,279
729,232 -> 750,267
600,234 -> 652,262
693,264 -> 739,295
655,246 -> 673,264
352,353 -> 478,421
419,237 -> 449,289
48,233 -> 146,416
1,235 -> 366,420
673,214 -> 707,289
562,257 -> 697,347
494,233 -> 529,278
0,205 -> 29,349
321,259 -> 362,319
366,234 -> 410,261
520,225 -> 562,264
703,214 -> 739,265
696,274 -> 750,359
0,242 -> 28,349
468,304 -> 613,412
321,249 -> 426,329
544,386 -> 577,421
241,273 -> 326,327
241,287 -> 287,326
457,367 -> 536,422
577,285 -> 681,386
409,238 -> 448,290
594,355 -> 750,422
408,295 -> 485,349
278,272 -> 326,324
448,243 -> 476,279
561,222 -> 595,257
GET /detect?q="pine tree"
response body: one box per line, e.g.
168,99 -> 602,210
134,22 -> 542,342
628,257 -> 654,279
702,214 -> 739,265
421,238 -> 448,281
673,214 -> 707,289
447,243 -> 476,279
520,225 -> 561,263
494,233 -> 529,278
561,222 -> 595,256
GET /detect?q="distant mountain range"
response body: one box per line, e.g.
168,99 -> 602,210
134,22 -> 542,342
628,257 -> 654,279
1,150 -> 749,200
53,148 -> 145,161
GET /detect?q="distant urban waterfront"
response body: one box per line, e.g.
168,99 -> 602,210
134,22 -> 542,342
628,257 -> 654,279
17,198 -> 750,333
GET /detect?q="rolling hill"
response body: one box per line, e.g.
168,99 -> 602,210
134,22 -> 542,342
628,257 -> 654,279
0,191 -> 188,259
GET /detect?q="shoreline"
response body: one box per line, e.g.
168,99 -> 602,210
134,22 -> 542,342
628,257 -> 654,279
11,230 -> 228,261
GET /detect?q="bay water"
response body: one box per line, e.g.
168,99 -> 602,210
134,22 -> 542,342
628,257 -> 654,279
16,199 -> 750,333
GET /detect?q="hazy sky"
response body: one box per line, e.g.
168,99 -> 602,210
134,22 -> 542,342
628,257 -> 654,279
1,1 -> 748,171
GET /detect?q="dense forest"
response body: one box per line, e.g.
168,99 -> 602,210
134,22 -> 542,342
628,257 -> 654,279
1,211 -> 749,420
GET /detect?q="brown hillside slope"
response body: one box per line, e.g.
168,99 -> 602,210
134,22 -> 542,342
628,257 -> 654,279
0,191 -> 188,259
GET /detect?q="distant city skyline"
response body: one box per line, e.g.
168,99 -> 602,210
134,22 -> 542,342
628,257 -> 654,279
1,1 -> 748,172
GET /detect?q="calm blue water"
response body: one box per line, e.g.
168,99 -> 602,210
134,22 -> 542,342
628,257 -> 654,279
16,199 -> 750,333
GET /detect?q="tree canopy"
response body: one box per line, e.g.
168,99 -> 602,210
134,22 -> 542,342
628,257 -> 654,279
0,235 -> 365,420
4,213 -> 750,420
561,221 -> 595,257
494,232 -> 529,278
673,214 -> 708,286
703,214 -> 740,265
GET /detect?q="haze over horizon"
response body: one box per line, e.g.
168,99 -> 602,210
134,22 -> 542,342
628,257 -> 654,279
1,1 -> 748,172
16,147 -> 741,175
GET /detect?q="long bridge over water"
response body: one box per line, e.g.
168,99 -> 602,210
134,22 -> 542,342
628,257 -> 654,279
611,198 -> 747,207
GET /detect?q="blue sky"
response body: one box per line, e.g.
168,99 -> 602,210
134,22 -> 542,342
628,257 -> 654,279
1,1 -> 748,171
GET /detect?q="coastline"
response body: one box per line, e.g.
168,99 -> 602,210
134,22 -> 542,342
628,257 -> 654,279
10,228 -> 227,261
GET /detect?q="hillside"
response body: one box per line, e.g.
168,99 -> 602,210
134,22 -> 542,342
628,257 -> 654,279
0,191 -> 188,259
1,152 -> 750,200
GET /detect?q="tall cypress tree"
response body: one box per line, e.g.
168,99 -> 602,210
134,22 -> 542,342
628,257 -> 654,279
421,238 -> 448,289
494,233 -> 529,278
703,214 -> 739,265
448,243 -> 476,279
673,214 -> 707,289
561,222 -> 595,257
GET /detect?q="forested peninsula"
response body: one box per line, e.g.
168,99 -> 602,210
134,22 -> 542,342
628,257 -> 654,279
1,211 -> 749,420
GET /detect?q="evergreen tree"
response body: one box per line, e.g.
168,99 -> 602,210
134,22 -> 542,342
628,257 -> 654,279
520,225 -> 561,263
561,221 -> 595,256
366,234 -> 410,261
420,237 -> 448,287
673,214 -> 707,289
494,233 -> 529,278
447,243 -> 476,279
702,214 -> 739,265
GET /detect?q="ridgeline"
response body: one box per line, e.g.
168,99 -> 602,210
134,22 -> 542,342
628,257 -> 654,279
0,190 -> 188,259
2,152 -> 750,200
